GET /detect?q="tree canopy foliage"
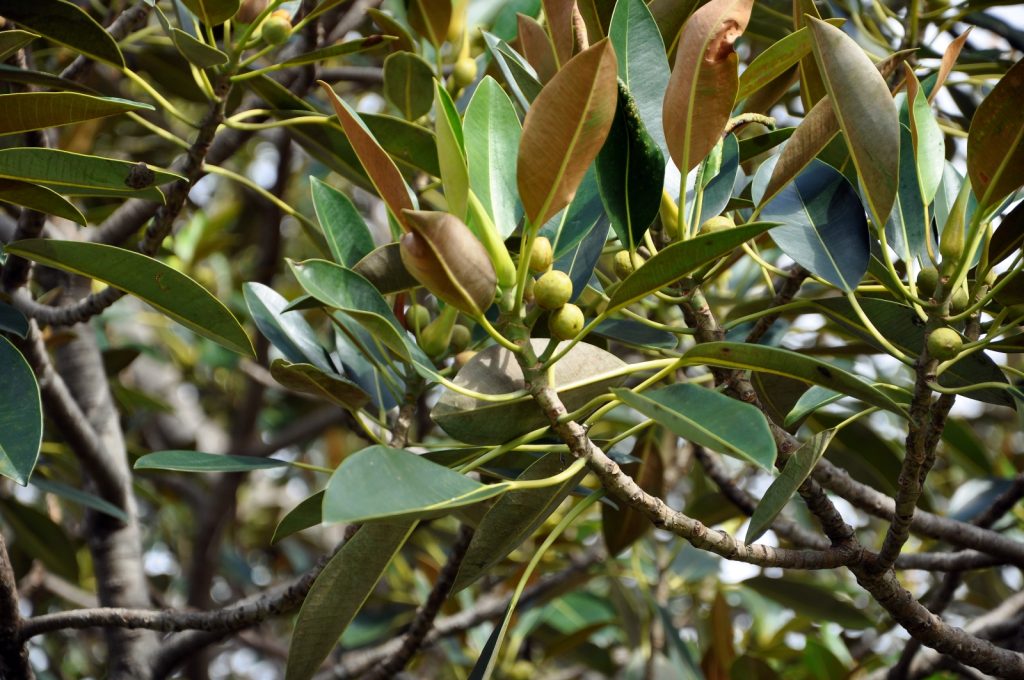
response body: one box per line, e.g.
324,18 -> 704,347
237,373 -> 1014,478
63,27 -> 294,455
0,0 -> 1023,678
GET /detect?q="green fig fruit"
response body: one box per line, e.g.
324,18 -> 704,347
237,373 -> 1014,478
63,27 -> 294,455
534,270 -> 573,310
529,236 -> 553,273
549,303 -> 584,340
927,327 -> 962,360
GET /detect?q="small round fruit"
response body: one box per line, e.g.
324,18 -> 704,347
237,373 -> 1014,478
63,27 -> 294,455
454,349 -> 476,368
549,303 -> 584,340
261,11 -> 292,45
452,57 -> 478,88
450,324 -> 471,353
927,327 -> 962,360
529,236 -> 553,273
699,215 -> 735,235
613,250 -> 639,280
950,286 -> 970,314
534,270 -> 573,310
916,266 -> 939,298
406,304 -> 430,331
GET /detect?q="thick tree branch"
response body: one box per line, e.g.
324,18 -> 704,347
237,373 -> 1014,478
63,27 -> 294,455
0,533 -> 33,680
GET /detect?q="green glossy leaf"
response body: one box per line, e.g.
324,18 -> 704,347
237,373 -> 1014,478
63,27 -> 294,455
134,450 -> 289,472
608,221 -> 777,312
277,35 -> 392,69
154,5 -> 228,67
352,243 -> 419,293
746,429 -> 834,542
270,359 -> 371,413
614,383 -> 775,470
608,0 -> 670,155
681,341 -> 907,416
434,80 -> 469,220
903,67 -> 944,206
967,56 -> 1024,208
180,0 -> 240,25
0,0 -> 124,66
743,575 -> 873,629
885,124 -> 928,260
760,159 -> 869,292
596,82 -> 666,250
807,17 -> 899,226
738,127 -> 794,162
465,77 -> 522,239
287,259 -> 438,381
406,0 -> 450,47
592,318 -> 677,349
517,39 -> 618,227
0,179 -> 85,225
693,133 -> 740,226
6,239 -> 254,356
364,113 -> 441,177
784,385 -> 842,427
285,522 -> 415,680
432,339 -> 626,444
244,282 -> 333,372
0,148 -> 183,198
737,21 -> 843,101
454,452 -> 587,591
383,51 -> 435,120
602,432 -> 664,555
310,177 -> 374,268
0,336 -> 42,486
324,446 -> 511,524
367,8 -> 417,53
272,490 -> 324,543
0,301 -> 28,338
30,477 -> 129,522
540,166 -> 606,259
815,297 -> 1014,408
482,31 -> 543,111
555,215 -> 609,301
663,0 -> 752,173
0,498 -> 78,581
0,92 -> 152,136
0,29 -> 38,61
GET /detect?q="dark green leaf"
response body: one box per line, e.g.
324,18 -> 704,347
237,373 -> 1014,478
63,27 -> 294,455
738,127 -> 794,162
383,51 -> 435,120
0,301 -> 28,338
154,5 -> 228,67
30,477 -> 129,522
0,148 -> 183,198
592,318 -> 678,350
482,31 -> 543,111
323,446 -> 511,524
0,92 -> 152,136
272,491 -> 324,543
596,82 -> 666,250
608,0 -> 670,156
815,297 -> 1014,408
180,0 -> 240,25
0,498 -> 78,581
285,522 -> 415,680
6,239 -> 254,356
0,29 -> 38,61
614,383 -> 776,470
761,159 -> 869,292
0,179 -> 86,225
0,0 -> 124,66
681,341 -> 907,415
270,359 -> 371,413
0,336 -> 42,486
134,450 -> 289,472
244,282 -> 334,372
455,452 -> 587,591
278,35 -> 392,69
746,429 -> 834,542
608,222 -> 777,312
311,177 -> 375,267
